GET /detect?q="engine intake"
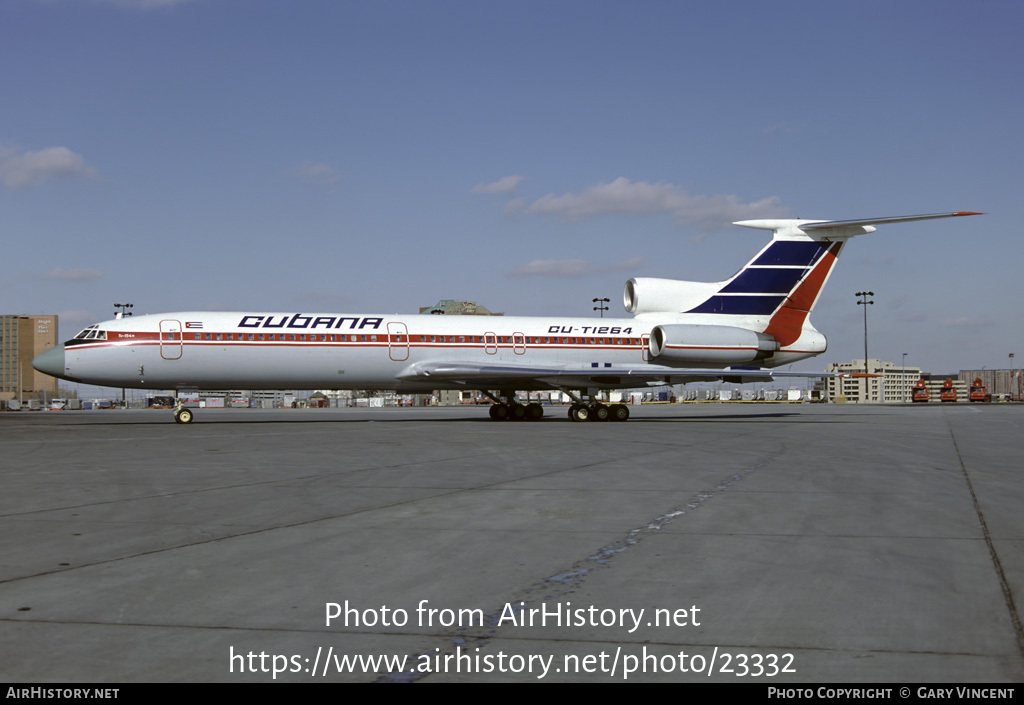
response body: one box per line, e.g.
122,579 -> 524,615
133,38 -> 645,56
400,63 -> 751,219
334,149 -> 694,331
624,277 -> 720,315
649,324 -> 778,364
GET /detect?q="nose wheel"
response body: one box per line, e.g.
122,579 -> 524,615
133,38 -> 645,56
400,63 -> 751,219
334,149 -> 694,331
174,406 -> 194,424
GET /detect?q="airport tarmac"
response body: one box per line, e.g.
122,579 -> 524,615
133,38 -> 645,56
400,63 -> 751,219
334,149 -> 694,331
1,403 -> 1022,683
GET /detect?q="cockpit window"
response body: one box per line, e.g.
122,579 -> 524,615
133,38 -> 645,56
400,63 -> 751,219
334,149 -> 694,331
73,326 -> 106,341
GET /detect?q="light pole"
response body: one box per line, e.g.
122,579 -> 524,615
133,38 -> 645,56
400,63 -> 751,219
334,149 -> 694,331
902,352 -> 908,404
1011,353 -> 1017,401
592,297 -> 609,318
114,302 -> 133,407
856,291 -> 874,400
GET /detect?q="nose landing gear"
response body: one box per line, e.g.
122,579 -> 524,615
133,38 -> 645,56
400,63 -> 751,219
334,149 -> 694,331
173,404 -> 194,424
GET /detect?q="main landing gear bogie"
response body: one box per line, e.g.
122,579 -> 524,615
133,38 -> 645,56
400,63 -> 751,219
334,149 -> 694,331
567,403 -> 629,422
489,402 -> 544,421
483,390 -> 631,423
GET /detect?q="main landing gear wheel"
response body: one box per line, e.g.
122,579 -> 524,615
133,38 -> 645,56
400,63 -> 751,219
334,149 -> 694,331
489,402 -> 545,421
568,403 -> 629,422
174,407 -> 194,424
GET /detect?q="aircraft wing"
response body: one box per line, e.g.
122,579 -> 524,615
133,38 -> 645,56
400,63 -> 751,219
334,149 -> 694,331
396,361 -> 832,390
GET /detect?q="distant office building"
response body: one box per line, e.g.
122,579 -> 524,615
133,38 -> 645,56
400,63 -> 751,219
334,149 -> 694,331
1,315 -> 59,401
419,299 -> 502,316
959,369 -> 1023,400
824,359 -> 922,403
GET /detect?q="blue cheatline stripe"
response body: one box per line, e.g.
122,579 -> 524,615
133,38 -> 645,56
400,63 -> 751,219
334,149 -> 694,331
686,295 -> 786,315
751,241 -> 827,266
719,267 -> 807,294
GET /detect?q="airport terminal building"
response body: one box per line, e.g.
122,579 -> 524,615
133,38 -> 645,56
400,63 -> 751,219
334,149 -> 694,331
823,359 -> 922,403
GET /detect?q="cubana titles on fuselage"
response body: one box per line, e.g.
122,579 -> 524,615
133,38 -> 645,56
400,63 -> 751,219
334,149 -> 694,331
32,212 -> 981,423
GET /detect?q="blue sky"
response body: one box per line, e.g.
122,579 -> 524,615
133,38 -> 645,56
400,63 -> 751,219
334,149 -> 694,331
2,0 -> 1020,374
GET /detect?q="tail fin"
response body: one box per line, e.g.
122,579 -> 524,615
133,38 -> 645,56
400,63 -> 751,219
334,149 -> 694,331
727,212 -> 981,345
624,212 -> 981,346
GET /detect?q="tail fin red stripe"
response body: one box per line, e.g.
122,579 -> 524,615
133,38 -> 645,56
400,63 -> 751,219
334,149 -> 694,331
763,242 -> 842,346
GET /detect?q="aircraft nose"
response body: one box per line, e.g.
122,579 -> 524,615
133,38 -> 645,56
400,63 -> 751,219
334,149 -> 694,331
33,343 -> 66,379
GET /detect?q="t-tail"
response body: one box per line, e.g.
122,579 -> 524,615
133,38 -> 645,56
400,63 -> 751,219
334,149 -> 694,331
625,212 -> 982,368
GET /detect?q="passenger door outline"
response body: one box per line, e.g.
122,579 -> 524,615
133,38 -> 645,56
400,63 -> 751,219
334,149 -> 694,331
387,322 -> 410,361
160,319 -> 183,360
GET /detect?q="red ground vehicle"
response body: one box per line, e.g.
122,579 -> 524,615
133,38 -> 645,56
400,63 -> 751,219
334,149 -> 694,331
912,379 -> 930,402
940,378 -> 957,402
969,377 -> 991,402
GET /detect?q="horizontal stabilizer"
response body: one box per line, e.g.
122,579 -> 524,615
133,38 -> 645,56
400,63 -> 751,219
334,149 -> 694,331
735,211 -> 982,236
800,211 -> 983,231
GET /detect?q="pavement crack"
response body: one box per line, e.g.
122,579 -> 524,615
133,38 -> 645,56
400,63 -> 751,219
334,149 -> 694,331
945,412 -> 1024,663
378,443 -> 784,682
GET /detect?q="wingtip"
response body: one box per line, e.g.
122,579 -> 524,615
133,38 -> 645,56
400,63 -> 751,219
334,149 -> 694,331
953,211 -> 984,216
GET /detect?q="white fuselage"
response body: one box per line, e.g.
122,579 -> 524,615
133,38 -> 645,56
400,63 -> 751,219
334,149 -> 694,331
59,310 -> 822,392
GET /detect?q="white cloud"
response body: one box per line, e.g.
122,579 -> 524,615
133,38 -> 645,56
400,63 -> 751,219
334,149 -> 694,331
43,267 -> 104,282
0,144 -> 99,190
472,175 -> 523,194
287,160 -> 339,185
509,257 -> 644,278
524,177 -> 788,229
509,259 -> 591,277
503,196 -> 526,214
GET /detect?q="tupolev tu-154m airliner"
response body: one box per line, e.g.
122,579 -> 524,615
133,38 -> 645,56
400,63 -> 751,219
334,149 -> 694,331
33,211 -> 980,423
